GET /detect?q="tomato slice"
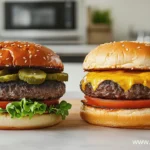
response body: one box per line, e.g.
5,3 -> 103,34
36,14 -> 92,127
0,99 -> 59,109
84,96 -> 150,109
0,101 -> 10,109
42,100 -> 59,106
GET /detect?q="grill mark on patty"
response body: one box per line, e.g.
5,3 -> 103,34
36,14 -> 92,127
80,80 -> 150,100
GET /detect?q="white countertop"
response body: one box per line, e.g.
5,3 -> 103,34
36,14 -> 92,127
1,125 -> 150,150
0,99 -> 150,150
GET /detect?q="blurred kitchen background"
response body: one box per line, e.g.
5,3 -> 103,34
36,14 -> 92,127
0,0 -> 150,98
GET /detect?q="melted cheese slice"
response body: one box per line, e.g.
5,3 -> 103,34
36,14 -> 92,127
81,71 -> 150,91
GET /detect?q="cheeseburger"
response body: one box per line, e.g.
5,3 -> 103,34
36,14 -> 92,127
0,41 -> 71,129
80,41 -> 150,128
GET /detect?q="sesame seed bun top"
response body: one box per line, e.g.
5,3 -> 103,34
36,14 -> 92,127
0,41 -> 63,72
83,41 -> 150,71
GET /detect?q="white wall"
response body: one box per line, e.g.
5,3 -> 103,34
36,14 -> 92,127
86,0 -> 150,41
62,63 -> 85,99
64,63 -> 86,92
1,0 -> 149,41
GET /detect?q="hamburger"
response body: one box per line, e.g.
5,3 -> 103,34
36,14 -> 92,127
0,41 -> 71,129
80,41 -> 150,128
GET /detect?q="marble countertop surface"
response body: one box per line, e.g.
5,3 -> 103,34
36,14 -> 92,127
0,100 -> 150,150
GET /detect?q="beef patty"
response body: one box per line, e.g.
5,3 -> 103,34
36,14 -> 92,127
81,80 -> 150,100
0,80 -> 65,100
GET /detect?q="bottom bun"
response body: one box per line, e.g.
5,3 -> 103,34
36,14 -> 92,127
80,104 -> 150,129
0,113 -> 61,130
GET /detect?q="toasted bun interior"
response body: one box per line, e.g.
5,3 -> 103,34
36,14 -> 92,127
0,114 -> 61,130
81,104 -> 150,128
0,41 -> 63,70
83,41 -> 150,71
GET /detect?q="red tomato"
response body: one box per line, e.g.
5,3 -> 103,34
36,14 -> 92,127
85,96 -> 150,109
0,99 -> 59,109
0,101 -> 10,109
42,100 -> 59,106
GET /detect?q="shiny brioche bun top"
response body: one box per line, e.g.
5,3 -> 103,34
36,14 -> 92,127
83,41 -> 150,71
0,41 -> 63,71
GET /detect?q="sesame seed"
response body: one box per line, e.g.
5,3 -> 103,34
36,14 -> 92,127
24,60 -> 27,63
122,44 -> 125,47
5,65 -> 9,67
28,51 -> 31,54
34,54 -> 37,57
0,53 -> 2,56
0,56 -> 2,58
23,57 -> 26,60
126,48 -> 129,51
6,58 -> 9,60
29,55 -> 32,58
48,53 -> 52,56
43,57 -> 46,60
20,45 -> 22,48
36,50 -> 39,52
35,44 -> 41,48
137,46 -> 140,49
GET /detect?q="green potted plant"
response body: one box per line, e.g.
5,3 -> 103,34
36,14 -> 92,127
87,8 -> 113,44
92,10 -> 111,25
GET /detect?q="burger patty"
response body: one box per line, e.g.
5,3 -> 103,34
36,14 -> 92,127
81,80 -> 150,100
0,80 -> 65,100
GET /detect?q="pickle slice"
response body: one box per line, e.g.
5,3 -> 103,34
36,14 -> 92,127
46,73 -> 68,81
0,74 -> 18,82
0,69 -> 9,76
19,69 -> 46,84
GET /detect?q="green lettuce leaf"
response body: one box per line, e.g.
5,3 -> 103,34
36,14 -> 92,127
6,98 -> 47,119
0,98 -> 72,120
49,101 -> 72,120
0,108 -> 7,113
